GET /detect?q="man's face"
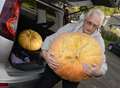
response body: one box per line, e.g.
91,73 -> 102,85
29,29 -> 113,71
83,14 -> 101,35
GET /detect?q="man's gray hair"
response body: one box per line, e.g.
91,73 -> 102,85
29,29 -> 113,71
86,8 -> 105,26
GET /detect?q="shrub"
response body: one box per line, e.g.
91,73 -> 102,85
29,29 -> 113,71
101,27 -> 120,47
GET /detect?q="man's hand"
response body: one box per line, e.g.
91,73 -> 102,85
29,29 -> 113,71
82,64 -> 99,77
41,50 -> 59,70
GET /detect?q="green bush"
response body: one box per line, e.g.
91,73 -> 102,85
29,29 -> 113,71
101,27 -> 120,47
102,29 -> 120,41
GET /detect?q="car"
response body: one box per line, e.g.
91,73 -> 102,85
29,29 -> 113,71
108,41 -> 120,57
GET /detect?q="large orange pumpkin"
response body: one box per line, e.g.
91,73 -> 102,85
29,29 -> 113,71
48,32 -> 103,82
18,29 -> 42,51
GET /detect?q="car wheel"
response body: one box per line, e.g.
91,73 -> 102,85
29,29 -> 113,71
108,45 -> 113,50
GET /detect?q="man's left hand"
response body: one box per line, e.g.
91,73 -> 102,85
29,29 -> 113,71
83,64 -> 98,77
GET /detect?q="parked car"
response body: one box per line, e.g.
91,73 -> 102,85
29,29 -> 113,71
108,41 -> 120,57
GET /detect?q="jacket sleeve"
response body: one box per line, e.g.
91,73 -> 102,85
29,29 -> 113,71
92,33 -> 108,77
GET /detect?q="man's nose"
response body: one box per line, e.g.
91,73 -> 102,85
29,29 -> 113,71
88,24 -> 93,30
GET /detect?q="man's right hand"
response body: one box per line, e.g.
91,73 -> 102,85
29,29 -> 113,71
41,50 -> 59,70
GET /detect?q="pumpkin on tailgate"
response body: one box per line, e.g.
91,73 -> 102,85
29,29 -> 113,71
18,29 -> 42,51
48,32 -> 103,82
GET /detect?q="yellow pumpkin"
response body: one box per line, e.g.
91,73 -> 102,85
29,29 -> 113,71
48,32 -> 103,82
18,29 -> 42,51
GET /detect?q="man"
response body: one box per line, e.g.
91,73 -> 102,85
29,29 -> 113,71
36,8 -> 108,88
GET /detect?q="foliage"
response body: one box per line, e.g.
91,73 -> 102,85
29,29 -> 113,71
21,0 -> 37,9
101,27 -> 120,47
67,5 -> 120,16
96,6 -> 120,16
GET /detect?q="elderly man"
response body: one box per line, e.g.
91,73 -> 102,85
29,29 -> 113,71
36,8 -> 108,88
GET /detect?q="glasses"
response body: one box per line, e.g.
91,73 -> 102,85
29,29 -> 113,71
85,20 -> 100,30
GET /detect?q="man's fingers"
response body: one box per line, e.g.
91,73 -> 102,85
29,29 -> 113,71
48,62 -> 59,70
46,53 -> 59,70
48,52 -> 55,59
48,64 -> 57,70
83,64 -> 94,73
83,64 -> 98,76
